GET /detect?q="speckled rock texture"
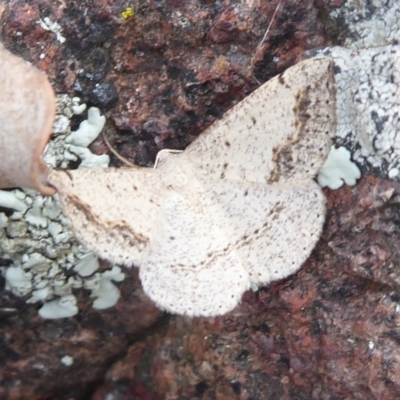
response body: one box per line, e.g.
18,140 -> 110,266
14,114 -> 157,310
2,0 -> 396,399
0,0 -> 333,165
0,267 -> 164,399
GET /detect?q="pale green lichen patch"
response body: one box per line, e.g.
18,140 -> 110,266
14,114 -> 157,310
0,96 -> 125,319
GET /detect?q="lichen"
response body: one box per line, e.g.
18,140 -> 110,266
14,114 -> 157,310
0,96 -> 124,318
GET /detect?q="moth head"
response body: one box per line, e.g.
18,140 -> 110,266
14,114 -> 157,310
156,149 -> 189,189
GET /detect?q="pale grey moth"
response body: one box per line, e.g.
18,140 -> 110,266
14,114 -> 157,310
49,57 -> 335,316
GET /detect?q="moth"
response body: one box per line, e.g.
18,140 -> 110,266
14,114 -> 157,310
49,57 -> 336,316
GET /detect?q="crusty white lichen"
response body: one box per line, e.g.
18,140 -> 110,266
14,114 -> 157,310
329,0 -> 400,49
319,44 -> 400,179
317,146 -> 361,189
0,96 -> 124,318
311,2 -> 400,181
38,17 -> 66,44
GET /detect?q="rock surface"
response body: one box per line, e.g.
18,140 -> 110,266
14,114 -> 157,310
95,176 -> 400,400
2,1 -> 398,399
0,0 -> 332,165
0,267 -> 164,399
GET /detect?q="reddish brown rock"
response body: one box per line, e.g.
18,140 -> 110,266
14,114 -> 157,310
0,267 -> 164,400
0,0 -> 334,166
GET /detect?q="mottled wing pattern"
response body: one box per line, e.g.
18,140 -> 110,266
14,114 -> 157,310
139,155 -> 325,316
185,57 -> 335,184
51,57 -> 335,316
49,168 -> 162,267
194,176 -> 326,285
139,179 -> 250,316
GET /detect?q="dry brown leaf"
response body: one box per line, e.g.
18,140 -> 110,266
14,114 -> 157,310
0,43 -> 56,195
